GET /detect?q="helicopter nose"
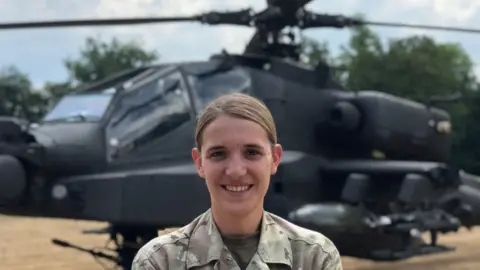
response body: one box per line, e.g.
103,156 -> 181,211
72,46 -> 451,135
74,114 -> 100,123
0,155 -> 27,205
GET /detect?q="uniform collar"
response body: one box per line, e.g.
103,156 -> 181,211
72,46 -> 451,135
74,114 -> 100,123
185,209 -> 293,268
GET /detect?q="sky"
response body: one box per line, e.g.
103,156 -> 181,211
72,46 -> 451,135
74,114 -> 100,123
1,0 -> 480,89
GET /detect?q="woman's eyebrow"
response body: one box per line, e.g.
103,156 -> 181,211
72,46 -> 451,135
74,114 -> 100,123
244,144 -> 264,149
206,145 -> 225,152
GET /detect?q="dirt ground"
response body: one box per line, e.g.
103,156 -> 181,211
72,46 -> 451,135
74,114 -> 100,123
2,215 -> 480,270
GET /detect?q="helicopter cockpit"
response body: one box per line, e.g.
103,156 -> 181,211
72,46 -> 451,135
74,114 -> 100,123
23,61 -> 254,174
103,62 -> 252,162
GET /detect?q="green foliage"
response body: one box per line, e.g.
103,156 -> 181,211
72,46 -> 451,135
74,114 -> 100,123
64,37 -> 159,85
457,89 -> 480,173
39,36 -> 159,106
0,66 -> 47,121
299,36 -> 345,84
340,28 -> 477,99
41,81 -> 76,107
300,36 -> 332,66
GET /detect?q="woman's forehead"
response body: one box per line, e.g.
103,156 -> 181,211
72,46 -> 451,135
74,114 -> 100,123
204,116 -> 266,135
201,116 -> 270,147
203,135 -> 269,150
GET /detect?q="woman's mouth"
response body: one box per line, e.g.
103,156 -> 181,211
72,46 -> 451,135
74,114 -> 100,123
221,184 -> 253,193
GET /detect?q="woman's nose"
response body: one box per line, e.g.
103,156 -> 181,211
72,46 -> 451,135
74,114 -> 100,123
225,157 -> 247,178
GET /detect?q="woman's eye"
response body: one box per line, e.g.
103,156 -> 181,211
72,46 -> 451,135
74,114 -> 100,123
210,151 -> 224,158
246,150 -> 261,156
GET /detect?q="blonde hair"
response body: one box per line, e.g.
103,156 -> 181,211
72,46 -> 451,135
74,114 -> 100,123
195,93 -> 277,150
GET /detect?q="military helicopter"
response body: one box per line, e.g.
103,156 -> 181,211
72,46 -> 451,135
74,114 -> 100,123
2,0 -> 480,269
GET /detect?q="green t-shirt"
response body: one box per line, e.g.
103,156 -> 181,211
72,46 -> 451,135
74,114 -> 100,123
222,231 -> 260,270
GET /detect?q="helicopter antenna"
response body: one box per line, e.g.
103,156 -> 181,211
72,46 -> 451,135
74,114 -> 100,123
1,0 -> 480,60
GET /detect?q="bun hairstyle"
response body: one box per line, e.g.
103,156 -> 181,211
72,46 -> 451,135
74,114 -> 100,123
194,93 -> 277,151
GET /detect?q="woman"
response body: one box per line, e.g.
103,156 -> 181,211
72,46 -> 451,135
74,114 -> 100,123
132,93 -> 343,270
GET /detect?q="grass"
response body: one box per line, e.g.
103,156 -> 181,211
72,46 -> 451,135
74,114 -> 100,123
2,215 -> 480,269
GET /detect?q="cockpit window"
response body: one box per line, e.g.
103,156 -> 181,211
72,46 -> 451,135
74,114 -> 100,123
188,67 -> 252,112
43,92 -> 114,122
106,70 -> 192,158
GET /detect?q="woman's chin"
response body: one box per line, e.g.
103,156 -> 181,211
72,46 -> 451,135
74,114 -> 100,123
217,200 -> 257,216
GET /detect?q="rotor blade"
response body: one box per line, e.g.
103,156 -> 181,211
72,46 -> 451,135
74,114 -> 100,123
363,20 -> 480,34
0,16 -> 198,30
301,14 -> 480,35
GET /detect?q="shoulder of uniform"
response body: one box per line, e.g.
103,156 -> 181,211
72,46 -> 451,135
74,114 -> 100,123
142,227 -> 190,254
133,227 -> 190,264
265,211 -> 339,254
132,220 -> 198,269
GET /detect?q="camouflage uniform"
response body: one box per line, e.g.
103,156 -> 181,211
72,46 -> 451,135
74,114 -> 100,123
132,209 -> 343,269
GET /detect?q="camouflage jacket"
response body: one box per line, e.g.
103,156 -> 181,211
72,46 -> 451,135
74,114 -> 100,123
132,209 -> 343,269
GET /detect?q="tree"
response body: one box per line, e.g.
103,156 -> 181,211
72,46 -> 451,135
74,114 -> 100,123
457,87 -> 480,174
65,36 -> 159,85
300,36 -> 346,84
41,81 -> 76,107
42,36 -> 160,104
0,66 -> 48,121
300,36 -> 332,66
338,27 -> 477,99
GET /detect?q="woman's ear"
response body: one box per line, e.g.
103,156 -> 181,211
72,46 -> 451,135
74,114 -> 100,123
191,147 -> 205,178
270,144 -> 283,175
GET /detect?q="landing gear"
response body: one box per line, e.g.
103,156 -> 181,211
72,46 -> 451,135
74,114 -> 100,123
365,208 -> 461,260
52,224 -> 158,270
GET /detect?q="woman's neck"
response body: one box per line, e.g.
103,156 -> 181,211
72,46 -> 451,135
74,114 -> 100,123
211,205 -> 263,236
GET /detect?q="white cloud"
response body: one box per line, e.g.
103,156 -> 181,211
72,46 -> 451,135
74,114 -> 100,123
308,0 -> 361,13
75,0 -> 266,60
432,0 -> 480,22
395,0 -> 480,23
0,0 -> 95,21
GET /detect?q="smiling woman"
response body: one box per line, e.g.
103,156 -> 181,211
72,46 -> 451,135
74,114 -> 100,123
131,93 -> 343,270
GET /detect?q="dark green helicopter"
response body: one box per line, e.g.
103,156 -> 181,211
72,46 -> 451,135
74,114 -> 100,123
2,0 -> 480,269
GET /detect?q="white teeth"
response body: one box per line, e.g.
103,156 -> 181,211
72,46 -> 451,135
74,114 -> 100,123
224,185 -> 250,192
